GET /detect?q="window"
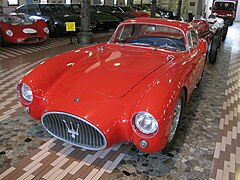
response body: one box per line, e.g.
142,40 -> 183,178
187,32 -> 192,48
28,5 -> 40,15
187,30 -> 198,49
113,24 -> 186,51
65,0 -> 71,4
8,0 -> 19,6
191,31 -> 198,47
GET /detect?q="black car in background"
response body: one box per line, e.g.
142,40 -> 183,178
12,4 -> 96,37
134,4 -> 180,20
91,5 -> 136,21
66,4 -> 120,30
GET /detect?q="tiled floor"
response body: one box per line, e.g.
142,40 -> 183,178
0,139 -> 132,180
209,24 -> 240,180
0,24 -> 240,179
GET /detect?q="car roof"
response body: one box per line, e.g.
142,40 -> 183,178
123,18 -> 192,32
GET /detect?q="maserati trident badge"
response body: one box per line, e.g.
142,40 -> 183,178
63,120 -> 79,139
74,97 -> 80,103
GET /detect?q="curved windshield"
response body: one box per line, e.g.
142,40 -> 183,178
96,5 -> 112,13
111,23 -> 186,51
0,14 -> 33,25
213,2 -> 234,11
120,6 -> 135,12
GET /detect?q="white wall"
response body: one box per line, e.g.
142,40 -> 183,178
236,0 -> 240,21
2,0 -> 27,14
188,0 -> 199,17
205,0 -> 213,18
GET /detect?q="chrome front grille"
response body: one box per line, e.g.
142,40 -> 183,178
41,112 -> 107,150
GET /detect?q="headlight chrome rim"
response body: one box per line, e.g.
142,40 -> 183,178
6,29 -> 13,36
132,111 -> 158,136
17,83 -> 33,105
43,27 -> 49,34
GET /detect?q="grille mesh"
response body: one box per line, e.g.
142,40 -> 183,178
41,112 -> 107,150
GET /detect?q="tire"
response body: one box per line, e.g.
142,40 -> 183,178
222,22 -> 228,41
216,28 -> 222,49
229,20 -> 233,26
47,20 -> 60,37
0,31 -> 7,47
162,90 -> 186,154
209,35 -> 218,64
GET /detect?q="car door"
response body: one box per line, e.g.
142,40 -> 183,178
185,29 -> 204,94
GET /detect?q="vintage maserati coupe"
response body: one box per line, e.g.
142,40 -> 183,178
0,14 -> 49,45
17,18 -> 207,153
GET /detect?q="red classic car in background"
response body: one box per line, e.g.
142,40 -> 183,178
0,14 -> 49,46
17,18 -> 207,153
191,15 -> 228,64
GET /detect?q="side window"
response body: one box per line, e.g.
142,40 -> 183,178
187,31 -> 192,49
191,30 -> 198,47
116,25 -> 133,42
14,5 -> 27,13
187,30 -> 198,49
28,5 -> 40,15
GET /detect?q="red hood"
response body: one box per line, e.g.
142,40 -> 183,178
61,44 -> 170,98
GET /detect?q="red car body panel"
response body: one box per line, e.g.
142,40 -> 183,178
131,11 -> 149,17
18,18 -> 207,153
191,19 -> 213,44
0,14 -> 48,44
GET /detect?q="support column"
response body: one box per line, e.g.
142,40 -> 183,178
177,0 -> 182,20
151,0 -> 157,18
77,0 -> 94,44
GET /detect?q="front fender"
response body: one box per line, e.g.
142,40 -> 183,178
18,44 -> 103,119
123,60 -> 187,153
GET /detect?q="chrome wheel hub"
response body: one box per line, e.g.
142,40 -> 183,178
168,98 -> 182,143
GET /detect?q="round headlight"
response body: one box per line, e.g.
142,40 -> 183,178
43,27 -> 49,34
20,83 -> 33,103
134,112 -> 158,134
6,30 -> 13,36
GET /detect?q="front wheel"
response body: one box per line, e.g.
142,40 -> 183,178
0,30 -> 7,47
162,90 -> 185,153
47,20 -> 60,37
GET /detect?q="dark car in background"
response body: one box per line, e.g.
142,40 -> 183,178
67,4 -> 120,30
135,4 -> 179,20
12,4 -> 96,37
92,5 -> 136,21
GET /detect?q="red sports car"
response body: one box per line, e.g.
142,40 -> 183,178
0,14 -> 49,46
17,18 -> 207,153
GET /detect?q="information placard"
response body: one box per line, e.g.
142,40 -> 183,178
66,22 -> 76,32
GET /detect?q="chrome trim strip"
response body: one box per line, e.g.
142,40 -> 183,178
41,111 -> 107,151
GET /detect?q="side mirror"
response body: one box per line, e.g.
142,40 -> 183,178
209,7 -> 212,10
